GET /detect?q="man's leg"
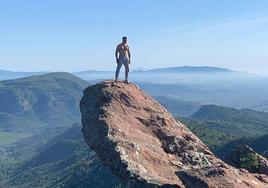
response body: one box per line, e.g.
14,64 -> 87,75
115,62 -> 122,82
124,62 -> 129,83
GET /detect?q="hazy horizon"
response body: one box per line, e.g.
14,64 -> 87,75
1,65 -> 267,78
1,1 -> 268,75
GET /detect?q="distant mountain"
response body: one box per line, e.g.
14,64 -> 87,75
131,67 -> 148,72
74,70 -> 113,74
0,70 -> 47,80
74,70 -> 268,112
0,66 -> 235,81
73,70 -> 114,82
132,66 -> 234,73
190,105 -> 268,137
137,82 -> 207,99
0,73 -> 90,186
5,124 -> 119,188
155,96 -> 201,117
0,72 -> 88,139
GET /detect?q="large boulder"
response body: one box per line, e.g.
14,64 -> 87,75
80,80 -> 268,188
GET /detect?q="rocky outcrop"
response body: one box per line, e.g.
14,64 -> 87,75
225,144 -> 268,175
80,80 -> 268,188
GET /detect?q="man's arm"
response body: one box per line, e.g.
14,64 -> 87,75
115,45 -> 119,63
127,46 -> 131,60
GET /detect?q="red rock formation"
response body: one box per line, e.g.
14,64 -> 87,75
80,80 -> 268,188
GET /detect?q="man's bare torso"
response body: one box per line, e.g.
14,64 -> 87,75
117,43 -> 130,59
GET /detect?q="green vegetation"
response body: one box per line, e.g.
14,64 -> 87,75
240,153 -> 260,172
215,134 -> 268,158
0,132 -> 31,146
6,127 -> 66,162
1,124 -> 119,188
190,104 -> 268,137
180,118 -> 236,150
0,72 -> 88,135
182,104 -> 268,158
1,73 -> 267,187
0,73 -> 121,187
0,73 -> 121,188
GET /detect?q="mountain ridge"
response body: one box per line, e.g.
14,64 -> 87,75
132,66 -> 234,73
190,104 -> 268,137
0,72 -> 88,139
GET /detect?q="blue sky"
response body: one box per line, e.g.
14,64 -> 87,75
0,0 -> 268,74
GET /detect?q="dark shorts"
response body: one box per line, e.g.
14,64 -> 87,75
118,57 -> 129,65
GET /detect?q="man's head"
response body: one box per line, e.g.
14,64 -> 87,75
122,36 -> 127,44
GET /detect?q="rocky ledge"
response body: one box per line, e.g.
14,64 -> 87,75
80,80 -> 268,188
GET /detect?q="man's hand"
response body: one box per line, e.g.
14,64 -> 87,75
116,58 -> 119,64
128,60 -> 131,64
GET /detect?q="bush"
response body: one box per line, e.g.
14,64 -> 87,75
240,153 -> 260,172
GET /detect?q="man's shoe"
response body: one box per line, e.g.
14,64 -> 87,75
112,80 -> 118,86
124,80 -> 129,84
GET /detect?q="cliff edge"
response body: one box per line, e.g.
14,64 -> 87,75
80,80 -> 268,188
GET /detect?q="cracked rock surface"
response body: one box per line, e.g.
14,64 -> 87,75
80,80 -> 268,188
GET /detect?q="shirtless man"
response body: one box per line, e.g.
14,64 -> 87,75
115,36 -> 131,83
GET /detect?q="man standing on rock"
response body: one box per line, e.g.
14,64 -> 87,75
115,36 -> 131,83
